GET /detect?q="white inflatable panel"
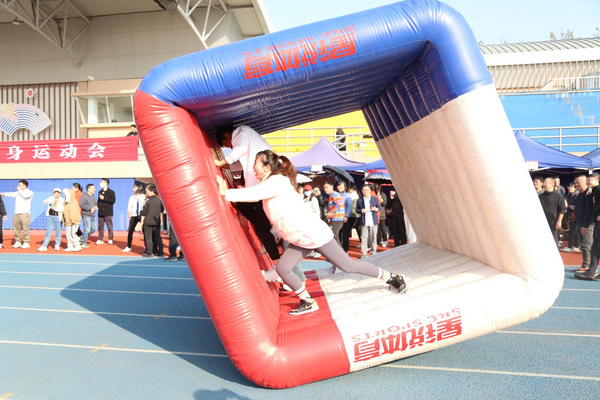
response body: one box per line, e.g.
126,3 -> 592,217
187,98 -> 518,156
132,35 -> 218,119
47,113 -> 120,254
316,85 -> 564,371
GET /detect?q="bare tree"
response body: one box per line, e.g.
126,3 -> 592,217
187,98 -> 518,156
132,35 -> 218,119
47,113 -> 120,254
550,28 -> 575,40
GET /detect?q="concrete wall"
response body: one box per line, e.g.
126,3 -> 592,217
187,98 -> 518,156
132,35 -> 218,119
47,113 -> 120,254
0,9 -> 243,85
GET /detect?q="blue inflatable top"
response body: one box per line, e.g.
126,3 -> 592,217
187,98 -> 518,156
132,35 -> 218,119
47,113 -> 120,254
138,0 -> 492,141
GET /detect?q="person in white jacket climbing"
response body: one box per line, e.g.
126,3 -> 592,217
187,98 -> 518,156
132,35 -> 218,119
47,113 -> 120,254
217,150 -> 407,316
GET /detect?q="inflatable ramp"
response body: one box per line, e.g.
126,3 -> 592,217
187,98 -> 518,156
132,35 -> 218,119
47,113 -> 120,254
134,0 -> 564,388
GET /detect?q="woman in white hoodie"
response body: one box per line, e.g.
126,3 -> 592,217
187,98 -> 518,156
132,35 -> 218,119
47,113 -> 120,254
217,150 -> 407,316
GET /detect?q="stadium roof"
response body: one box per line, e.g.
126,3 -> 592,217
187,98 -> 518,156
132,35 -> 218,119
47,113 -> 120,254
0,0 -> 271,37
480,37 -> 600,54
481,37 -> 600,67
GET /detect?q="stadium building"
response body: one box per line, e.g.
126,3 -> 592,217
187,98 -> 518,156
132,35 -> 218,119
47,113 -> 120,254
0,1 -> 599,228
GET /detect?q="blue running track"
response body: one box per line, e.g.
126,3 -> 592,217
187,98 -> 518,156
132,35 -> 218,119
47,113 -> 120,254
0,254 -> 598,399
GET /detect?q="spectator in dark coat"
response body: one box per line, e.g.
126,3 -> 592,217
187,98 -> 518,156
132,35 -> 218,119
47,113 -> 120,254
539,177 -> 566,248
0,195 -> 6,249
389,189 -> 407,247
140,183 -> 164,257
96,178 -> 116,245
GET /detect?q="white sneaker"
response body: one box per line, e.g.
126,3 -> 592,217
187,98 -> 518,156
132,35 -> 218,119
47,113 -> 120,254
21,243 -> 30,249
108,240 -> 113,245
12,242 -> 22,248
262,268 -> 280,282
382,241 -> 388,248
54,246 -> 60,251
289,297 -> 319,315
0,243 -> 3,249
572,247 -> 581,252
64,246 -> 73,252
95,240 -> 104,245
562,247 -> 573,253
122,247 -> 132,253
311,251 -> 321,258
37,246 -> 48,252
72,246 -> 82,252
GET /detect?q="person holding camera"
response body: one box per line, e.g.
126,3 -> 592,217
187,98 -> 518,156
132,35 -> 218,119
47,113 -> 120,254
38,188 -> 65,251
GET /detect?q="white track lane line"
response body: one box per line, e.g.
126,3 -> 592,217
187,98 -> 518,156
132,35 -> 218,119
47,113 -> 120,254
0,270 -> 193,280
0,260 -> 188,268
384,364 -> 600,381
498,330 -> 600,338
0,285 -> 200,296
0,340 -> 227,358
0,306 -> 209,320
2,306 -> 598,321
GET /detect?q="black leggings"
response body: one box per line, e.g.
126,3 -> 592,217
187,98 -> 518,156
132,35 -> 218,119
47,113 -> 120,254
276,239 -> 380,292
236,201 -> 280,260
341,217 -> 357,252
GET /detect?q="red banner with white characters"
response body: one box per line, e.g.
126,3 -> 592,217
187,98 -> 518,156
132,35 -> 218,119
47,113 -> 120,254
0,136 -> 139,163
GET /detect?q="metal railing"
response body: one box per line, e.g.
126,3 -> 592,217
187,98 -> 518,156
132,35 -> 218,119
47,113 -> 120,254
264,126 -> 379,158
542,76 -> 600,91
517,125 -> 600,151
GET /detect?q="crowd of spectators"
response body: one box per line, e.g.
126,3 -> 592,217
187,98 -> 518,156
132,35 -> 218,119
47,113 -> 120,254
0,179 -> 182,262
534,173 -> 600,281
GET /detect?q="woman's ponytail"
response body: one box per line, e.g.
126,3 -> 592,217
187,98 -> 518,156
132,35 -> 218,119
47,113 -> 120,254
256,150 -> 297,188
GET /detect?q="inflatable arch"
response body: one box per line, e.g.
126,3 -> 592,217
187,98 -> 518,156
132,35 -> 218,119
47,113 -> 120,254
134,0 -> 563,388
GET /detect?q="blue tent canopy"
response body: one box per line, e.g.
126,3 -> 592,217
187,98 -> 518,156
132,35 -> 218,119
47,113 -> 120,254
582,147 -> 600,169
514,130 -> 590,170
289,137 -> 366,172
366,158 -> 386,170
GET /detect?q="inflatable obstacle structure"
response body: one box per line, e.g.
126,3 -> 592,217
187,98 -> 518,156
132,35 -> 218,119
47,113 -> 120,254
134,0 -> 564,388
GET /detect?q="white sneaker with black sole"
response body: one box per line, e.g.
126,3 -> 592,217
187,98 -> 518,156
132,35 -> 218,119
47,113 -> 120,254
289,298 -> 319,316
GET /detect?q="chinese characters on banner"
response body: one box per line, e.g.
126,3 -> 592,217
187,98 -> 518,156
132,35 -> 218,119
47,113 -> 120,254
352,308 -> 463,363
0,136 -> 139,163
243,26 -> 356,80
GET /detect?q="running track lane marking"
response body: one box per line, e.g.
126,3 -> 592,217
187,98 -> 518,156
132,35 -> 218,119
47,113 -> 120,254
0,271 -> 193,280
0,260 -> 188,268
0,307 -> 210,320
90,343 -> 109,353
498,330 -> 600,338
0,340 -> 228,358
0,285 -> 200,296
2,306 -> 598,320
384,364 -> 600,381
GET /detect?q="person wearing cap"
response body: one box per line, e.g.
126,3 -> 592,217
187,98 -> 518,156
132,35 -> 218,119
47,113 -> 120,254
1,180 -> 34,249
38,188 -> 65,251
